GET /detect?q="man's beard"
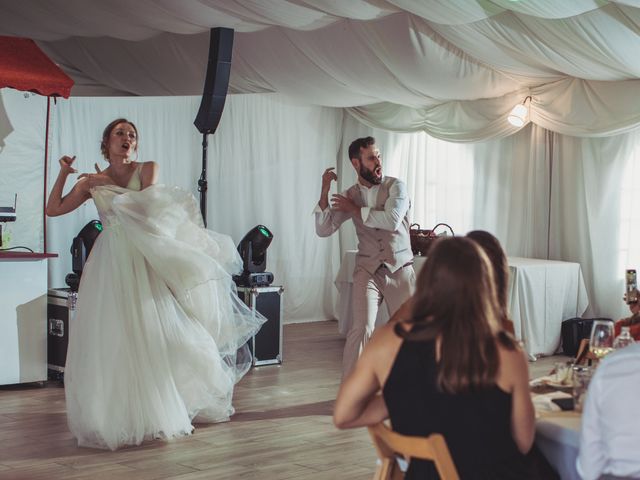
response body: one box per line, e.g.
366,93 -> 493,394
360,164 -> 382,185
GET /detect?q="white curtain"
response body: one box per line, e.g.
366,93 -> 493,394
4,86 -> 640,326
47,93 -> 344,323
549,129 -> 639,321
336,116 -> 640,323
12,1 -> 638,144
471,125 -> 552,260
337,118 -> 551,259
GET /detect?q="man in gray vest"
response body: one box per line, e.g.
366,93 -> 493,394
315,136 -> 415,376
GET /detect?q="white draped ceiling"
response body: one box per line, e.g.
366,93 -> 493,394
1,0 -> 640,140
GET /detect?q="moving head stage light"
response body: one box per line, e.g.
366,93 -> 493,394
65,220 -> 103,291
233,225 -> 274,287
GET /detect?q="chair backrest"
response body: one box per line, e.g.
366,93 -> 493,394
367,423 -> 460,480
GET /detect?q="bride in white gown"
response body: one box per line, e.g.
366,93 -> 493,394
46,118 -> 265,450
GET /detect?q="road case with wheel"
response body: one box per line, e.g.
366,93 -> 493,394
237,285 -> 284,366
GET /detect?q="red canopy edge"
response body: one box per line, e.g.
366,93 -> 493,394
0,36 -> 73,98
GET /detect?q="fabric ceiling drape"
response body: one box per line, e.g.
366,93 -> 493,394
11,1 -> 637,141
347,78 -> 640,141
549,131 -> 637,320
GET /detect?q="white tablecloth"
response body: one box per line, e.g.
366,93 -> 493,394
334,251 -> 590,356
535,412 -> 581,480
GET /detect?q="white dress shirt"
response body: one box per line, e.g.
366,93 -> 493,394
314,178 -> 410,232
356,181 -> 380,224
577,342 -> 640,480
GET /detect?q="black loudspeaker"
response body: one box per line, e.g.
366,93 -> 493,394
194,27 -> 234,135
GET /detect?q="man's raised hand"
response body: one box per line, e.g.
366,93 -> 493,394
321,167 -> 338,193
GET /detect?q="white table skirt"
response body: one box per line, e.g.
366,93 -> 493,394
535,413 -> 581,480
334,251 -> 590,356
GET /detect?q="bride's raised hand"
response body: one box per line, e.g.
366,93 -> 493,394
59,155 -> 77,175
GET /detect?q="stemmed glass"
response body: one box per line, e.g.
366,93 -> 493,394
589,320 -> 615,360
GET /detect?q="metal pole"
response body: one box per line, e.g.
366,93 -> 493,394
198,133 -> 208,227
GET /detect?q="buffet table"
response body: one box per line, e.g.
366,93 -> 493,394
335,252 -> 589,356
0,252 -> 57,385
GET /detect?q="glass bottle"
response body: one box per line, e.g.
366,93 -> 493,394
613,326 -> 635,349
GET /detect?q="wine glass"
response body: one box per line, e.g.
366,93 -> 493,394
589,320 -> 615,359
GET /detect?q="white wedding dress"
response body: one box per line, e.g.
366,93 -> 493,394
65,167 -> 265,450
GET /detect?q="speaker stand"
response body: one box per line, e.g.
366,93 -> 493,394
198,133 -> 208,227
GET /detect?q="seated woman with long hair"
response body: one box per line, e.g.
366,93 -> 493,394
466,230 -> 515,335
390,230 -> 515,336
334,237 -> 535,479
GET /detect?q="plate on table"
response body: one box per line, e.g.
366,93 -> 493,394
530,375 -> 573,391
542,379 -> 573,389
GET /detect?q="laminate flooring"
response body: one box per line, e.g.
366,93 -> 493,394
0,320 -> 564,480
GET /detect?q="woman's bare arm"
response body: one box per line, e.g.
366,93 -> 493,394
46,156 -> 91,217
333,354 -> 384,429
504,348 -> 535,453
334,323 -> 401,428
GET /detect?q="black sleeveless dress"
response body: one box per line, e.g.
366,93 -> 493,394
382,339 -> 534,480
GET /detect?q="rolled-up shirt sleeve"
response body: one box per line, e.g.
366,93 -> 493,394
314,202 -> 350,237
361,180 -> 409,232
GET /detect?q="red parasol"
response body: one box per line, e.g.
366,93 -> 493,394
0,36 -> 73,98
0,36 -> 73,254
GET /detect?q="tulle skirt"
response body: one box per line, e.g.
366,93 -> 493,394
65,185 -> 265,450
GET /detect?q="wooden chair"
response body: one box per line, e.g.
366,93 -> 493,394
367,423 -> 460,480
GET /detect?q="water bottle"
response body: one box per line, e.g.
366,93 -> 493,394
613,326 -> 635,349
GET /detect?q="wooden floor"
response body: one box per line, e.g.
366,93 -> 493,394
0,321 -> 562,480
0,321 -> 377,480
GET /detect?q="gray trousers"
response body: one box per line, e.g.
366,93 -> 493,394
342,263 -> 416,376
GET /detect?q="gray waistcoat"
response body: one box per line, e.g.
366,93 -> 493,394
346,177 -> 413,275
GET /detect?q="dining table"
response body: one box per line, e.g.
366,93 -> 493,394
531,375 -> 583,480
535,410 -> 581,480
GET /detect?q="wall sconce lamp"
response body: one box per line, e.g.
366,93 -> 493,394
507,96 -> 532,127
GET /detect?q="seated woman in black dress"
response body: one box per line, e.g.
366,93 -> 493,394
334,237 -> 535,479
